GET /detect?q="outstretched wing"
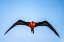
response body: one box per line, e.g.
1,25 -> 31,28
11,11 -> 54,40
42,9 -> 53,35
35,20 -> 60,38
4,20 -> 29,35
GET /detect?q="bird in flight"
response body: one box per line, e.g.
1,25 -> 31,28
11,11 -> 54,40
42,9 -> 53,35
4,20 -> 60,38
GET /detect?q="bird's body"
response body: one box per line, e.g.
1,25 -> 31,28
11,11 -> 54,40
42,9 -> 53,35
29,21 -> 35,34
4,20 -> 60,38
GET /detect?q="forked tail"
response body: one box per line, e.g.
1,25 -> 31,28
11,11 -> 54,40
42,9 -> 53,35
31,28 -> 34,34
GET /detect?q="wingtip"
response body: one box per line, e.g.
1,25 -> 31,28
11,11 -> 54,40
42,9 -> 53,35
4,34 -> 6,35
4,33 -> 6,35
58,35 -> 60,38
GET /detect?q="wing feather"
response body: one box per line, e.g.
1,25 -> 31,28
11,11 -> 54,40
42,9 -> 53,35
35,20 -> 60,38
4,20 -> 29,35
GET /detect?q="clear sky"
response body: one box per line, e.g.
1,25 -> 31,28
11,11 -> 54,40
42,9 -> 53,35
0,0 -> 64,42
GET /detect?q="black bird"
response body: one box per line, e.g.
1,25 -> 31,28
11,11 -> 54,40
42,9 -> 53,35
4,20 -> 60,38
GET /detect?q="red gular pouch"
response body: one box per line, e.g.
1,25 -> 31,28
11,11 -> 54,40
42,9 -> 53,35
29,21 -> 35,29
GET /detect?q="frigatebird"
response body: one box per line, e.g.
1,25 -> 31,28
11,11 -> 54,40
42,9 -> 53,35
4,20 -> 60,38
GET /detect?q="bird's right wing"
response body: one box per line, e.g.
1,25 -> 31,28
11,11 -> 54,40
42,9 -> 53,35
4,20 -> 29,35
35,20 -> 60,38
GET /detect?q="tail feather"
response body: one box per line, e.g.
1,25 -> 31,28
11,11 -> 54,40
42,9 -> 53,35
31,28 -> 34,34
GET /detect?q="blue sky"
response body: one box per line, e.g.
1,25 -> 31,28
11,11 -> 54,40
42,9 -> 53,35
0,0 -> 64,42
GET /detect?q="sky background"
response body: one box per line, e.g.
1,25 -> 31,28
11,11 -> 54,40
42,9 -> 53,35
0,0 -> 64,42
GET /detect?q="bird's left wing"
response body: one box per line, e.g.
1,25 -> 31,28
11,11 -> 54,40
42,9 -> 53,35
4,20 -> 29,35
35,20 -> 60,38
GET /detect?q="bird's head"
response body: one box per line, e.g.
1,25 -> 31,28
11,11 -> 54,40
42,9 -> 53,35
32,21 -> 34,23
30,21 -> 34,24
